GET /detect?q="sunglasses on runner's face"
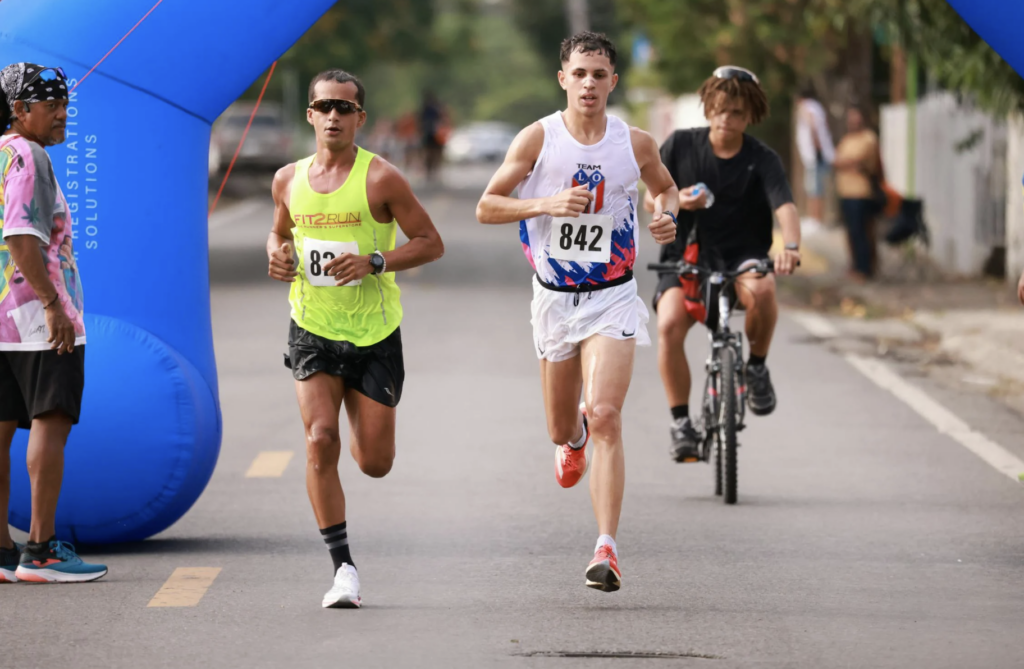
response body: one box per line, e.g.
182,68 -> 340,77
713,66 -> 760,85
308,99 -> 363,115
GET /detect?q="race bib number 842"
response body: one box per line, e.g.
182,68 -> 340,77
549,214 -> 613,264
304,238 -> 361,287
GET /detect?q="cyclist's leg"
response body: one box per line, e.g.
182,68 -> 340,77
735,271 -> 778,358
579,335 -> 635,539
654,287 -> 697,407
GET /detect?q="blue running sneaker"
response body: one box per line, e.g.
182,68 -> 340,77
15,540 -> 107,583
0,542 -> 23,583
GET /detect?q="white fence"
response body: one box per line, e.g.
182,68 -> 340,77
1007,116 -> 1024,282
882,93 -> 1024,279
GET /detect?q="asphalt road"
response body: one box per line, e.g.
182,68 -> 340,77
5,165 -> 1023,668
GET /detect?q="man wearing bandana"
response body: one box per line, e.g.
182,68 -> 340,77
0,63 -> 106,584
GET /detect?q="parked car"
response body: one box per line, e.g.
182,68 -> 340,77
210,101 -> 292,174
445,121 -> 518,163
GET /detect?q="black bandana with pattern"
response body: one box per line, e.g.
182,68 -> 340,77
1,62 -> 69,115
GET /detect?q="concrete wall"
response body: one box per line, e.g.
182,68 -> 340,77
881,93 -> 1007,277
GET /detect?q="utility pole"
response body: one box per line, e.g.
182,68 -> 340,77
566,0 -> 589,35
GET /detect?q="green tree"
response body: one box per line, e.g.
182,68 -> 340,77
619,0 -> 860,161
871,0 -> 1024,115
620,0 -> 1024,166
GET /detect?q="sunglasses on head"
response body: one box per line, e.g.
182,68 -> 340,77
308,99 -> 363,115
27,67 -> 67,87
713,66 -> 760,85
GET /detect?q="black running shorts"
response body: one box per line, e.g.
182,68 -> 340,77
0,347 -> 86,429
284,321 -> 404,408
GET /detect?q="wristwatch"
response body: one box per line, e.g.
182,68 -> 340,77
784,243 -> 800,252
369,251 -> 386,275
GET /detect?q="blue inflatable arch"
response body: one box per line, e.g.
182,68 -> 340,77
0,0 -> 335,543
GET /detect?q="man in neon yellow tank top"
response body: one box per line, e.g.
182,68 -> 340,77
266,70 -> 444,609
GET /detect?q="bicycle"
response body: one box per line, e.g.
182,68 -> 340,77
647,258 -> 777,505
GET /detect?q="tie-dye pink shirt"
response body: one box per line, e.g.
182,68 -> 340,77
0,134 -> 85,350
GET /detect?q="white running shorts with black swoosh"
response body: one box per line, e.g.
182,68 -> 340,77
530,276 -> 651,362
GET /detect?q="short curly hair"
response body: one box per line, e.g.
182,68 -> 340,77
559,31 -> 616,67
698,74 -> 769,125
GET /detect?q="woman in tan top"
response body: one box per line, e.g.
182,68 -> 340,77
834,105 -> 882,280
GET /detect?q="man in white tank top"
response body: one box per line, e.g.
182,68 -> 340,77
477,32 -> 679,593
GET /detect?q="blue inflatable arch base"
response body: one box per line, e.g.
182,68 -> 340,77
0,0 -> 335,543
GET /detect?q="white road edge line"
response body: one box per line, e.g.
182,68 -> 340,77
845,354 -> 1024,485
790,311 -> 839,339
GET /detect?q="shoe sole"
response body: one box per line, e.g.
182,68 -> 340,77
585,559 -> 621,593
749,401 -> 776,416
323,596 -> 362,609
14,567 -> 107,583
0,567 -> 17,583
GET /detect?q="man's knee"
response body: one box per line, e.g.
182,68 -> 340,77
306,425 -> 341,471
657,300 -> 694,342
740,276 -> 777,310
658,314 -> 690,342
354,448 -> 394,478
587,403 -> 622,443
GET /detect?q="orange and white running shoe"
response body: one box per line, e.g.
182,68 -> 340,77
586,544 -> 621,592
554,405 -> 589,488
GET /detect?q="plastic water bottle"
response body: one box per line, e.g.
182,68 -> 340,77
693,183 -> 715,208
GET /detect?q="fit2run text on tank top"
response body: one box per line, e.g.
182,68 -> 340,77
517,112 -> 641,288
288,147 -> 403,347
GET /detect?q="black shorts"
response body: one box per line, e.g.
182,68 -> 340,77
0,347 -> 86,429
284,321 -> 404,408
653,248 -> 771,311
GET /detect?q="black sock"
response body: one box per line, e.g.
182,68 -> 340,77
320,522 -> 354,573
671,405 -> 689,421
26,536 -> 55,555
748,354 -> 766,367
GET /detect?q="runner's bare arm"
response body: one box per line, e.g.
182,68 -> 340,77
267,164 -> 297,283
324,159 -> 444,286
632,128 -> 678,245
476,123 -> 593,224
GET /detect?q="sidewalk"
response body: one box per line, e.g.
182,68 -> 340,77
780,223 -> 1024,414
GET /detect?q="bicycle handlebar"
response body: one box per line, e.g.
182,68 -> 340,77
646,260 -> 777,278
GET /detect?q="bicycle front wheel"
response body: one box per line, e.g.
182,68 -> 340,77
718,346 -> 739,504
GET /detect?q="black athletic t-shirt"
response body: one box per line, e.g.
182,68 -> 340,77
658,128 -> 793,261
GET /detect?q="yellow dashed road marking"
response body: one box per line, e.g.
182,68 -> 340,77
148,567 -> 222,607
245,451 -> 294,478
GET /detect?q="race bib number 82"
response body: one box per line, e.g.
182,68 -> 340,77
549,214 -> 613,264
304,238 -> 361,287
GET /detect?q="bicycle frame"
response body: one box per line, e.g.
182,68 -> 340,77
698,273 -> 748,460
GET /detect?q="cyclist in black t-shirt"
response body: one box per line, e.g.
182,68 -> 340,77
643,66 -> 801,463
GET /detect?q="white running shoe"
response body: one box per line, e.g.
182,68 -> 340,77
322,563 -> 362,609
